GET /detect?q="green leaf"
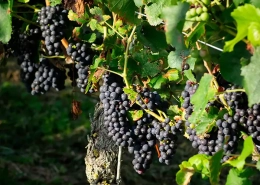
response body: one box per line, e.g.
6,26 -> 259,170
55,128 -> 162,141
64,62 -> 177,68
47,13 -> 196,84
189,74 -> 217,126
188,154 -> 210,172
250,0 -> 260,8
68,10 -> 88,24
185,22 -> 205,47
88,19 -> 104,32
256,161 -> 260,171
49,0 -> 61,6
241,47 -> 260,106
144,3 -> 163,26
73,27 -> 96,43
148,74 -> 167,89
163,69 -> 179,81
227,136 -> 254,170
168,50 -> 183,70
123,87 -> 138,102
219,42 -> 251,87
0,2 -> 12,44
136,24 -> 167,51
210,150 -> 223,185
162,3 -> 189,50
133,0 -> 143,7
176,161 -> 194,185
247,22 -> 260,46
193,107 -> 218,134
18,0 -> 29,3
224,4 -> 260,52
233,0 -> 245,6
127,110 -> 143,121
107,0 -> 140,24
184,69 -> 196,82
186,56 -> 196,70
226,168 -> 252,185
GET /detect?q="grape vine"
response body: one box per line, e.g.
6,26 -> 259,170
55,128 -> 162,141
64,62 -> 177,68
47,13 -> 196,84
1,0 -> 260,184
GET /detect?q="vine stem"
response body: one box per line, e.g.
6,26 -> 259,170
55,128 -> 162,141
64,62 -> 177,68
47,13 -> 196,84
41,55 -> 65,59
11,13 -> 39,27
97,67 -> 123,77
225,89 -> 246,93
116,146 -> 122,185
104,21 -> 124,39
196,42 -> 219,90
13,3 -> 41,12
122,26 -> 136,88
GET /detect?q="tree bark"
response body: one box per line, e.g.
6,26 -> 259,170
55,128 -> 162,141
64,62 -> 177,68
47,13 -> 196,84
85,103 -> 118,185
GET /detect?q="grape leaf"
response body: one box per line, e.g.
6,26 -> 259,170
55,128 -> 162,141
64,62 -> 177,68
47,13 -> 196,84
176,161 -> 194,185
49,0 -> 61,6
18,0 -> 29,3
193,108 -> 218,134
185,22 -> 205,47
123,87 -> 138,102
233,0 -> 246,6
219,41 -> 251,87
227,136 -> 254,170
163,69 -> 179,81
106,0 -> 140,24
162,3 -> 189,50
224,4 -> 260,52
167,50 -> 183,70
226,168 -> 252,185
136,24 -> 167,52
149,74 -> 167,89
144,3 -> 163,26
189,74 -> 217,126
184,69 -> 196,82
241,47 -> 260,106
73,27 -> 96,43
127,110 -> 143,121
0,2 -> 12,44
250,0 -> 260,8
209,150 -> 223,185
188,154 -> 210,172
256,161 -> 260,171
133,0 -> 142,7
68,10 -> 88,24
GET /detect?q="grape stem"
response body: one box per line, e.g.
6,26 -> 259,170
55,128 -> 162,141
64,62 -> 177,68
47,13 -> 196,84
97,67 -> 123,77
13,3 -> 41,12
122,26 -> 136,89
225,89 -> 246,93
11,13 -> 39,27
104,21 -> 124,39
41,55 -> 65,59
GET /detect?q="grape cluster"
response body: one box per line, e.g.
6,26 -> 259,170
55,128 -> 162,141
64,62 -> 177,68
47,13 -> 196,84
186,0 -> 210,22
181,80 -> 239,162
16,30 -> 41,91
37,5 -> 68,56
99,74 -> 178,173
31,58 -> 66,95
66,42 -> 95,93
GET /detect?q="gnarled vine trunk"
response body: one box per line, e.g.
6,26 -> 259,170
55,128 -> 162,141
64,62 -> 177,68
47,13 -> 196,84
85,103 -> 119,185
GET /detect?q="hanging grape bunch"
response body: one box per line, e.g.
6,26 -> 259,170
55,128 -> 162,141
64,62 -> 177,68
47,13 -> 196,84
186,0 -> 210,22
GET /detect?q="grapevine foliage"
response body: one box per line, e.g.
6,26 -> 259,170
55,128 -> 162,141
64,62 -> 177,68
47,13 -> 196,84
1,0 -> 260,184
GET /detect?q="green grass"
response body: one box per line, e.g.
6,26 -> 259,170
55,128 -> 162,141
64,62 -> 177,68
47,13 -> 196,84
0,82 -> 95,185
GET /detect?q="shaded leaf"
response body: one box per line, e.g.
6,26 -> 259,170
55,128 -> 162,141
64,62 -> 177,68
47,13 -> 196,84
127,110 -> 143,121
123,87 -> 138,102
241,47 -> 260,106
107,0 -> 140,24
162,3 -> 189,50
226,168 -> 252,185
0,2 -> 12,43
227,136 -> 254,170
149,74 -> 167,89
210,150 -> 223,185
145,3 -> 163,26
224,4 -> 260,52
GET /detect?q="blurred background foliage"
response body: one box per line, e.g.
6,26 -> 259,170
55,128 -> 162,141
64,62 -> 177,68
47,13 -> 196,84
1,59 -> 258,185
